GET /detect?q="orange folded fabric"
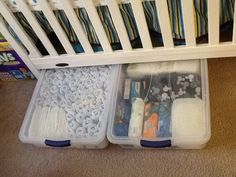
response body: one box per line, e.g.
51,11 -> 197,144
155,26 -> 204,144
143,103 -> 158,138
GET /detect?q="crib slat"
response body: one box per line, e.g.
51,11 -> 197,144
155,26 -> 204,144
0,1 -> 41,58
181,0 -> 196,46
59,0 -> 94,54
208,0 -> 220,45
39,0 -> 75,55
106,0 -> 132,51
233,1 -> 236,43
0,16 -> 40,78
155,0 -> 174,48
82,0 -> 112,52
17,1 -> 58,56
130,0 -> 152,49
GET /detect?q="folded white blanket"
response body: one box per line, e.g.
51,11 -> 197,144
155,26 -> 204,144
171,98 -> 206,145
127,60 -> 200,78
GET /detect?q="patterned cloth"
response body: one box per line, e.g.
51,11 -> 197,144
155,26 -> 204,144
148,74 -> 171,102
148,73 -> 202,102
170,73 -> 202,99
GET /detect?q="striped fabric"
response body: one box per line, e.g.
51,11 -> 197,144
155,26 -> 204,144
1,14 -> 29,53
167,0 -> 185,39
7,0 -> 236,51
119,3 -> 140,41
54,10 -> 78,43
34,11 -> 53,34
220,0 -> 235,24
13,12 -> 39,44
194,0 -> 208,38
143,1 -> 161,34
74,8 -> 100,45
97,6 -> 120,44
119,0 -> 234,41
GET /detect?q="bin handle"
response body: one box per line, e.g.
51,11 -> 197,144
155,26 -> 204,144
45,139 -> 71,147
140,140 -> 171,148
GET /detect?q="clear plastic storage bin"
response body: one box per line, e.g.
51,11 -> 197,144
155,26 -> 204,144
19,65 -> 120,149
107,60 -> 211,149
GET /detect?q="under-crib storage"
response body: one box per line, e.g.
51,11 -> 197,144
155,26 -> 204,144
19,65 -> 120,148
19,59 -> 211,149
107,59 -> 211,149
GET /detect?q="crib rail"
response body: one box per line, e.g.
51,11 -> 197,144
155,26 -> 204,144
0,0 -> 236,70
208,0 -> 220,45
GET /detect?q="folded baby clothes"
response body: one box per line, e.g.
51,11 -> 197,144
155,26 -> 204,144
147,74 -> 172,103
157,99 -> 172,137
113,100 -> 132,136
143,102 -> 159,138
128,98 -> 145,137
142,99 -> 172,138
130,80 -> 142,98
146,72 -> 202,103
143,100 -> 172,138
170,73 -> 202,99
130,79 -> 150,99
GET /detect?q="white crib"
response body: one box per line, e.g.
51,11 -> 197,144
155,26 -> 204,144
0,0 -> 236,79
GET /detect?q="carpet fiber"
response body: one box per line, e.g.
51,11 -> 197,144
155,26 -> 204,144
0,58 -> 235,177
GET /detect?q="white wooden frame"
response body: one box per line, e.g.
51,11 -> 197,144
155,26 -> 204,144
0,0 -> 235,70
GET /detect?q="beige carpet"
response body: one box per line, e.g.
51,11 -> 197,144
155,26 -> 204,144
0,58 -> 235,177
